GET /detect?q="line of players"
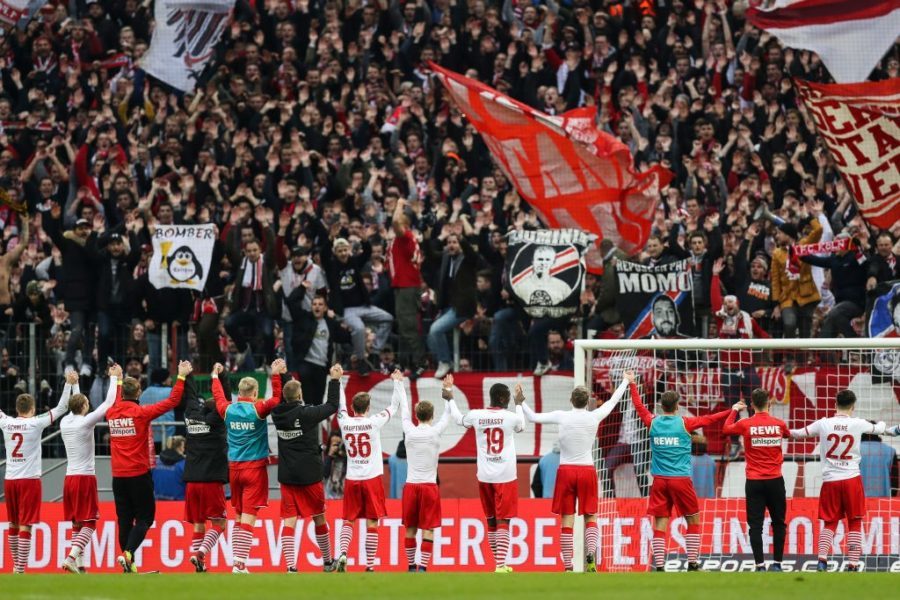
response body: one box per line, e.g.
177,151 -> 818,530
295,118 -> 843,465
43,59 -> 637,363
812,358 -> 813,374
2,360 -> 899,573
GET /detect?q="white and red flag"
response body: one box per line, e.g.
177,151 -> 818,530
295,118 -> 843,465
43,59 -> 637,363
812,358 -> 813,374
429,62 -> 672,256
746,0 -> 900,83
795,78 -> 900,229
141,0 -> 234,92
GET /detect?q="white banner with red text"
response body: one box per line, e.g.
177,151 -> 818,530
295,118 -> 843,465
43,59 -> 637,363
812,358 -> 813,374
3,499 -> 900,572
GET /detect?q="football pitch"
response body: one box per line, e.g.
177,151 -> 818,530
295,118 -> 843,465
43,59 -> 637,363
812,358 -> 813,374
0,572 -> 891,599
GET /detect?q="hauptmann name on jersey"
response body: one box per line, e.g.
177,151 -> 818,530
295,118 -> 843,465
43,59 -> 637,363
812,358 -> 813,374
343,424 -> 373,432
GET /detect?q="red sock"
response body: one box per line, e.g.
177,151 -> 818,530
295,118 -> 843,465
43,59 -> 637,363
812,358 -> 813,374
315,523 -> 332,564
404,537 -> 417,567
487,526 -> 497,557
232,523 -> 254,567
685,524 -> 701,564
584,521 -> 599,559
191,531 -> 204,555
846,519 -> 863,566
281,526 -> 296,570
495,524 -> 510,568
651,530 -> 666,568
818,523 -> 837,561
70,522 -> 95,558
9,526 -> 19,573
339,523 -> 354,556
560,527 -> 574,570
18,531 -> 32,573
420,539 -> 434,569
365,527 -> 379,569
200,526 -> 222,558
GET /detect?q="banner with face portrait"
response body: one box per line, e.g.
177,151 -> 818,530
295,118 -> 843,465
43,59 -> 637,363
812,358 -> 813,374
616,259 -> 695,339
505,229 -> 593,318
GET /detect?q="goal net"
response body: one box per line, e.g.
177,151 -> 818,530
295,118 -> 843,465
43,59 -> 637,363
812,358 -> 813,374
574,338 -> 900,573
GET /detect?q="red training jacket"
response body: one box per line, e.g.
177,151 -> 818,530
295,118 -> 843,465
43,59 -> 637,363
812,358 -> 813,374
722,411 -> 789,480
107,378 -> 185,477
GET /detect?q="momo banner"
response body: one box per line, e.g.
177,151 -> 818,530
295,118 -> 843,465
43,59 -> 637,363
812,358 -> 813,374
795,78 -> 900,230
3,499 -> 900,572
505,229 -> 592,319
141,0 -> 234,92
149,224 -> 216,290
615,260 -> 694,339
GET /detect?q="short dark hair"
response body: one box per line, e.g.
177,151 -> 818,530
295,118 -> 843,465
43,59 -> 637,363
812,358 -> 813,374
660,391 -> 679,413
751,388 -> 769,410
489,383 -> 510,408
688,231 -> 707,244
836,389 -> 856,409
16,394 -> 35,415
416,400 -> 434,422
570,386 -> 590,409
352,392 -> 371,414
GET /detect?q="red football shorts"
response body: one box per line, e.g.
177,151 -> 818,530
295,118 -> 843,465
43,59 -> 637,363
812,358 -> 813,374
552,465 -> 599,516
230,467 -> 269,516
184,482 -> 228,523
63,475 -> 100,522
402,483 -> 442,530
5,479 -> 41,525
281,482 -> 326,519
478,481 -> 518,520
818,476 -> 866,523
647,476 -> 700,518
342,477 -> 387,521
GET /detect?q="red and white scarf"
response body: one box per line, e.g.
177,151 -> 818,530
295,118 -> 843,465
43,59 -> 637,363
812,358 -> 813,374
786,237 -> 865,280
241,257 -> 264,290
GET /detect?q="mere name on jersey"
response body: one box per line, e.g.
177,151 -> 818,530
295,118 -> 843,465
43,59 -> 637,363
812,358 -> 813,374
108,417 -> 137,436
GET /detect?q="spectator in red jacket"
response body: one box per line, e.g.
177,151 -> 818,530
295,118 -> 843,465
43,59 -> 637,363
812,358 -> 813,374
388,199 -> 425,377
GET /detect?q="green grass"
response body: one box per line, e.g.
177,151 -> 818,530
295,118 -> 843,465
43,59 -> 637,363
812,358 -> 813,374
0,573 -> 892,599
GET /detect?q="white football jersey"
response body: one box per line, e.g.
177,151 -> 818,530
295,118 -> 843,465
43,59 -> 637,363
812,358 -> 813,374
792,415 -> 886,482
522,379 -> 627,466
337,379 -> 401,481
401,387 -> 452,485
451,402 -> 525,484
61,377 -> 118,476
1,385 -> 71,480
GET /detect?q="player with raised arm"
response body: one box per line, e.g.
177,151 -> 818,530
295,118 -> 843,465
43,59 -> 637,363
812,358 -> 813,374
271,363 -> 343,573
335,369 -> 402,572
212,359 -> 285,574
60,365 -> 120,574
722,388 -> 790,572
400,373 -> 454,572
1,372 -> 72,573
790,389 -> 887,572
449,382 -> 526,573
107,360 -> 191,574
631,381 -> 742,572
182,374 -> 228,573
522,371 -> 633,572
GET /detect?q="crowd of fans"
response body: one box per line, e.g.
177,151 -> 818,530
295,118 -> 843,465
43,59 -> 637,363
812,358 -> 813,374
0,0 -> 899,422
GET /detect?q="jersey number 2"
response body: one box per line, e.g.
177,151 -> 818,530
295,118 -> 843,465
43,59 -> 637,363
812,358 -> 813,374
825,433 -> 854,460
10,432 -> 24,458
484,427 -> 505,455
345,433 -> 372,458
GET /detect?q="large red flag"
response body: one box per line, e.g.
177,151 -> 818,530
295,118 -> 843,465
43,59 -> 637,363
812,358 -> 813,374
430,62 -> 672,256
746,0 -> 900,84
794,78 -> 900,229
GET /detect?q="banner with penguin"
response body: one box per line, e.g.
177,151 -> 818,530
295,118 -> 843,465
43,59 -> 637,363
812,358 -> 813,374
149,224 -> 216,290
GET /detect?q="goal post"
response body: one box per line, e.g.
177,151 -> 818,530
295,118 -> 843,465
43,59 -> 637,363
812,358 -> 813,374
572,337 -> 900,573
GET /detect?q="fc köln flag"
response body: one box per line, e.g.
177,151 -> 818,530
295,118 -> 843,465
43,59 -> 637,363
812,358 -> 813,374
0,0 -> 47,27
795,78 -> 900,229
430,63 -> 672,256
747,0 -> 900,84
141,0 -> 234,92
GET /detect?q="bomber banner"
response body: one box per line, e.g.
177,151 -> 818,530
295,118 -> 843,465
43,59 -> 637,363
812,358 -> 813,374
149,224 -> 216,290
505,229 -> 592,319
2,499 -> 900,572
615,259 -> 694,338
795,78 -> 900,230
